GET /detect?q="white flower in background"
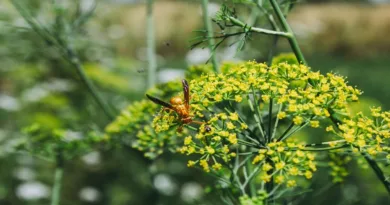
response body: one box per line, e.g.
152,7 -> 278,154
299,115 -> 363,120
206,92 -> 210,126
197,3 -> 220,17
186,48 -> 211,65
21,79 -> 73,103
153,174 -> 177,196
14,167 -> 36,181
79,187 -> 100,202
181,182 -> 203,203
16,182 -> 50,200
220,45 -> 242,62
44,79 -> 74,92
21,86 -> 49,102
63,131 -> 83,142
108,24 -> 126,40
207,3 -> 221,17
158,69 -> 184,83
0,94 -> 20,111
12,17 -> 29,28
82,151 -> 101,166
290,20 -> 324,39
80,0 -> 95,12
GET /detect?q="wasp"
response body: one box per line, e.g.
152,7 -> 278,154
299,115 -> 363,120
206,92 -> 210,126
146,79 -> 207,132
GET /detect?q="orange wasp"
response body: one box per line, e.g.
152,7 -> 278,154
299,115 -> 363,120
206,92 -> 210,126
146,79 -> 207,132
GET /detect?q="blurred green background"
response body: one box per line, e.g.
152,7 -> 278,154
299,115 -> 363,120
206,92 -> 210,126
0,0 -> 390,204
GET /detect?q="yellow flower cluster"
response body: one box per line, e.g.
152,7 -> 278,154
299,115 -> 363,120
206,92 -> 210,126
150,61 -> 360,172
239,190 -> 268,205
181,112 -> 244,172
188,61 -> 360,128
328,152 -> 351,183
105,99 -> 184,159
331,107 -> 390,159
252,141 -> 317,188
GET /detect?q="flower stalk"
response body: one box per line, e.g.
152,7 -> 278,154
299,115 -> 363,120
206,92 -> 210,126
51,150 -> 64,205
146,0 -> 157,88
201,0 -> 219,73
268,0 -> 307,65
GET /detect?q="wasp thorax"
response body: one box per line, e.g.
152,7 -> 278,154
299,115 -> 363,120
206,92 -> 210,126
170,97 -> 183,105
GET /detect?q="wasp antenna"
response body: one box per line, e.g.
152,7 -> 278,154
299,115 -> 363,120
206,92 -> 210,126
146,94 -> 174,109
182,79 -> 190,109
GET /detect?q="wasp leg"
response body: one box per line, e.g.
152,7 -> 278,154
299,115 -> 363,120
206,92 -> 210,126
177,125 -> 183,133
191,120 -> 204,125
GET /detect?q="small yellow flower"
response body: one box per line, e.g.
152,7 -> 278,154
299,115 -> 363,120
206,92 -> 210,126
184,136 -> 192,145
261,95 -> 271,102
252,154 -> 265,164
289,167 -> 299,175
214,94 -> 223,102
277,112 -> 287,119
206,146 -> 215,154
296,150 -> 305,157
326,126 -> 334,132
310,120 -> 320,128
287,180 -> 297,187
241,123 -> 248,129
187,160 -> 196,167
200,160 -> 210,172
305,170 -> 313,179
227,122 -> 236,130
275,162 -> 285,170
277,146 -> 284,152
229,112 -> 239,121
228,133 -> 238,144
293,116 -> 303,125
235,95 -> 243,102
344,133 -> 355,143
212,163 -> 222,171
261,174 -> 272,182
262,163 -> 273,172
275,175 -> 285,184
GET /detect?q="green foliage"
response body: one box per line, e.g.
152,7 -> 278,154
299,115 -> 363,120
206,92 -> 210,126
17,124 -> 106,161
272,53 -> 299,65
239,190 -> 267,205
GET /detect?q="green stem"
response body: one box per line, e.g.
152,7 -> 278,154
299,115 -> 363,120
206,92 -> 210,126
267,99 -> 273,142
252,0 -> 280,31
146,0 -> 157,88
329,115 -> 390,195
51,151 -> 64,205
278,120 -> 310,142
247,92 -> 266,141
265,158 -> 275,205
268,0 -> 307,65
11,1 -> 115,120
67,49 -> 115,120
277,123 -> 294,142
363,153 -> 390,194
228,16 -> 290,38
246,161 -> 256,197
300,144 -> 349,151
201,0 -> 219,73
271,105 -> 282,140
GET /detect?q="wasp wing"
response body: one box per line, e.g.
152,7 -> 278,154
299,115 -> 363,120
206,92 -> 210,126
182,79 -> 190,109
146,94 -> 174,109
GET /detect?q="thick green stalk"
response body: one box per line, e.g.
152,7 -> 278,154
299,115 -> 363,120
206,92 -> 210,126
11,1 -> 115,120
228,16 -> 290,38
51,151 -> 64,205
201,0 -> 219,73
146,0 -> 157,88
329,115 -> 390,195
363,154 -> 390,194
67,49 -> 115,120
267,99 -> 273,143
268,0 -> 307,65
